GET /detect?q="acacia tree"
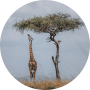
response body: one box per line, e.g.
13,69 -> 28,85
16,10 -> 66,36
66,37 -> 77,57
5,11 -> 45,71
13,13 -> 84,80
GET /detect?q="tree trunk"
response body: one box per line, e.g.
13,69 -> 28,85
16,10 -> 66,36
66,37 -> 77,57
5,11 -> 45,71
55,43 -> 60,79
50,35 -> 61,80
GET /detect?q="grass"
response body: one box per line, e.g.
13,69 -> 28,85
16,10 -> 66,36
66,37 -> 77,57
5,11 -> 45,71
20,79 -> 70,90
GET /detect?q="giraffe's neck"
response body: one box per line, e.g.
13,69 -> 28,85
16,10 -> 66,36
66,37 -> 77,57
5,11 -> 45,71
30,41 -> 34,61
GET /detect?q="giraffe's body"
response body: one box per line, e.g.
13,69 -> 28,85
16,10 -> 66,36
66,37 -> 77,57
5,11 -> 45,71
27,34 -> 37,81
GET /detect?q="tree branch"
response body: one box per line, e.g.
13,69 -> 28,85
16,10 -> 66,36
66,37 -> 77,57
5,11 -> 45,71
58,40 -> 61,44
52,56 -> 55,65
46,37 -> 51,42
46,41 -> 51,42
46,37 -> 50,40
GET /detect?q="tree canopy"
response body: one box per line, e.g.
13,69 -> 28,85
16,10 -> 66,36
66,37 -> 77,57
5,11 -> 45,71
13,13 -> 84,34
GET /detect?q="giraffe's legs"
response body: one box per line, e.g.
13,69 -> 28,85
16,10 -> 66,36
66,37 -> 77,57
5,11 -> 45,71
33,69 -> 36,82
30,69 -> 32,82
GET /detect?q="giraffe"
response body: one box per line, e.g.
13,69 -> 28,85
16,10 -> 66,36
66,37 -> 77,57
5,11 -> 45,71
27,34 -> 37,82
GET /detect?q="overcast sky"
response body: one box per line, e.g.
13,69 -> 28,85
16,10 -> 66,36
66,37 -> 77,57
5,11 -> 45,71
0,0 -> 89,80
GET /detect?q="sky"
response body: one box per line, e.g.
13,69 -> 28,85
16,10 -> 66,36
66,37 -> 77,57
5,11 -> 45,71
0,0 -> 89,80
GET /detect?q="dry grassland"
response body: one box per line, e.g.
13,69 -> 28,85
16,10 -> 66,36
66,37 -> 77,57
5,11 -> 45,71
20,79 -> 70,90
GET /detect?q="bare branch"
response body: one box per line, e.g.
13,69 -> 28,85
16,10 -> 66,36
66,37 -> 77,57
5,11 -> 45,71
58,40 -> 61,44
52,56 -> 55,65
46,37 -> 50,40
46,41 -> 51,42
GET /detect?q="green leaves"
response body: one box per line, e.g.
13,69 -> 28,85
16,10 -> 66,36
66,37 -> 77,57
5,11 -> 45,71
13,13 -> 84,33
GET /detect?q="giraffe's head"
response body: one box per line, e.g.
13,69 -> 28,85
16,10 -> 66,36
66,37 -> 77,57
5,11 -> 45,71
27,34 -> 33,42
